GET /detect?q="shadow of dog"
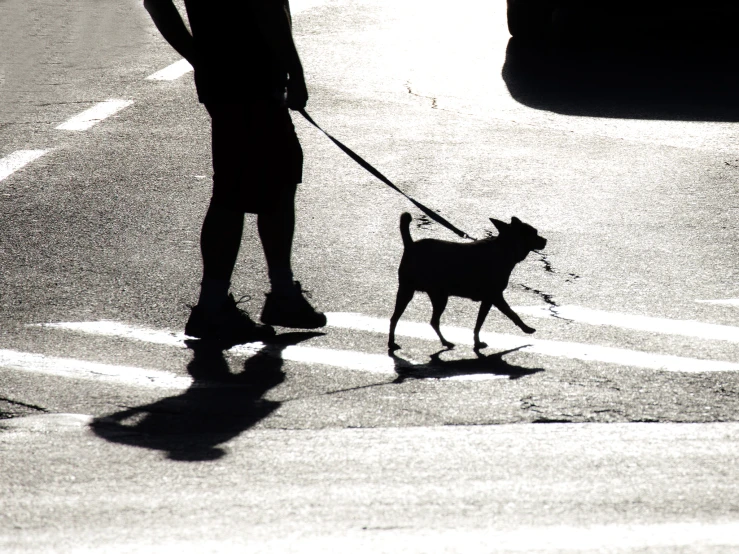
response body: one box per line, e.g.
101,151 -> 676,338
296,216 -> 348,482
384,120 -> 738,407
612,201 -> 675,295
390,346 -> 543,384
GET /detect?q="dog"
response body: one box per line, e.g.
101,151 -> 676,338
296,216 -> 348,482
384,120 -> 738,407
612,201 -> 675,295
388,212 -> 547,351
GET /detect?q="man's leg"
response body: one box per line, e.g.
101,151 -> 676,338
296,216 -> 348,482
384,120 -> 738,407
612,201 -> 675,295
197,201 -> 244,312
185,102 -> 274,341
186,199 -> 274,341
258,186 -> 326,329
257,186 -> 295,294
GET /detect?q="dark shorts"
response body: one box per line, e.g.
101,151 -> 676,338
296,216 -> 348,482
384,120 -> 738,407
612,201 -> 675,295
206,102 -> 303,214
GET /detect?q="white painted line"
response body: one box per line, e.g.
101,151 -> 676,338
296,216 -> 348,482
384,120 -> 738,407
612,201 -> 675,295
251,344 -> 394,374
441,374 -> 507,381
326,313 -> 739,373
55,99 -> 133,131
0,149 -> 48,182
61,521 -> 739,553
514,305 -> 739,343
39,320 -> 188,348
36,321 -> 396,375
39,312 -> 739,377
697,298 -> 739,307
0,349 -> 191,389
145,58 -> 193,81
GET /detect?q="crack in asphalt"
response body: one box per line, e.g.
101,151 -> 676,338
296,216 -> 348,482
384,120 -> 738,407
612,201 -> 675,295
0,396 -> 49,414
520,395 -> 543,413
532,250 -> 581,283
716,386 -> 738,397
518,282 -> 573,322
405,81 -> 438,109
517,250 -> 581,322
532,417 -> 574,423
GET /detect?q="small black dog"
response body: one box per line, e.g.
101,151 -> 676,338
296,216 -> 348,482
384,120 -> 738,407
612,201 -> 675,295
388,212 -> 547,351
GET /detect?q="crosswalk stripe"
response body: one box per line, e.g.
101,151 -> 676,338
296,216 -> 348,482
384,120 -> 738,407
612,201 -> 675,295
0,349 -> 191,389
0,149 -> 48,182
326,313 -> 739,373
697,298 -> 739,307
35,321 -> 396,375
40,320 -> 186,347
145,59 -> 193,81
123,522 -> 738,552
514,305 -> 739,343
55,99 -> 134,131
36,314 -> 739,375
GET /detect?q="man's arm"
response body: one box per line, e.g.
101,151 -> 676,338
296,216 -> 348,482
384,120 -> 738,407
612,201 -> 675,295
252,0 -> 308,109
143,0 -> 197,66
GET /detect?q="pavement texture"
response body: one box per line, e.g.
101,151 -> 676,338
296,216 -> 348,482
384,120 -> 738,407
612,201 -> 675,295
1,0 -> 739,551
2,414 -> 739,553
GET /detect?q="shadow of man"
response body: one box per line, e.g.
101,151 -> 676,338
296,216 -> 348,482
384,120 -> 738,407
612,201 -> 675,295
390,346 -> 543,383
90,332 -> 322,461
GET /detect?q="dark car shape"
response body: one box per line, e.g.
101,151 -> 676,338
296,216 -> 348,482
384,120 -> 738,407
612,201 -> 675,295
507,0 -> 739,41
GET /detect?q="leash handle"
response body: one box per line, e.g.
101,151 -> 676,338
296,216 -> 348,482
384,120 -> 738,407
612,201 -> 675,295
298,109 -> 475,241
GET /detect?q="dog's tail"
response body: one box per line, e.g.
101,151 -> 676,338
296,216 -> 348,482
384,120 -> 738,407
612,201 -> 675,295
399,212 -> 413,248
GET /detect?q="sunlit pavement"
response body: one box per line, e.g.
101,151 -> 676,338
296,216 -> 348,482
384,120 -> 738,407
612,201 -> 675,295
1,0 -> 739,551
3,414 -> 739,553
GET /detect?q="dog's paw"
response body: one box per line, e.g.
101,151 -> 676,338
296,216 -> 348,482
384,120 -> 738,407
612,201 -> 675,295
388,342 -> 401,352
474,341 -> 488,350
521,326 -> 536,334
442,341 -> 455,350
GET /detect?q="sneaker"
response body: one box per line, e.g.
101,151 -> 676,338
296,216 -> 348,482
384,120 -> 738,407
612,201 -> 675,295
185,293 -> 275,343
260,281 -> 327,329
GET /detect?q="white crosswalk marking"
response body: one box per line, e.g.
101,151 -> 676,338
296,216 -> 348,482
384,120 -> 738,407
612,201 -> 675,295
56,99 -> 134,131
35,320 -> 396,375
514,305 -> 739,342
24,310 -> 739,382
39,320 -> 187,347
697,299 -> 739,307
145,59 -> 193,81
0,149 -> 48,182
0,349 -> 190,389
326,313 -> 739,373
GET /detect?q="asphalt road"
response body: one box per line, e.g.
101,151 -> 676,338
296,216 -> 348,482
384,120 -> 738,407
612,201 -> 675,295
1,0 -> 739,551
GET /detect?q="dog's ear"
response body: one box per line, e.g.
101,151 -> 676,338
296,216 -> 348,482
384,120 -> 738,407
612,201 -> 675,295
490,218 -> 509,232
511,216 -> 522,226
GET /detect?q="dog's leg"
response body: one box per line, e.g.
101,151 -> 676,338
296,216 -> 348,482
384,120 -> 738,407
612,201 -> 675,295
429,293 -> 454,349
389,284 -> 415,351
473,299 -> 493,349
491,293 -> 536,334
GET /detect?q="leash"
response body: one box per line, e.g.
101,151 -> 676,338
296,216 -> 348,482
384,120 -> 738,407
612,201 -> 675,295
298,109 -> 475,241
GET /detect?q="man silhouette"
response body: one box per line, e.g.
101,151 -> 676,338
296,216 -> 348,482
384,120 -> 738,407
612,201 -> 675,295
143,0 -> 326,342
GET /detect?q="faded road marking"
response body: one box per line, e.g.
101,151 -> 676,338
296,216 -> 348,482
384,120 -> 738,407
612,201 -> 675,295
221,521 -> 739,552
145,59 -> 193,81
326,313 -> 739,373
697,298 -> 739,307
514,305 -> 739,343
0,349 -> 191,389
39,320 -> 188,348
0,149 -> 48,182
35,321 -> 396,375
56,99 -> 134,131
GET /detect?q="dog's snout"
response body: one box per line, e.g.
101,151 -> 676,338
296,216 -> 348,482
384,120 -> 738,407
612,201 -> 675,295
537,237 -> 547,249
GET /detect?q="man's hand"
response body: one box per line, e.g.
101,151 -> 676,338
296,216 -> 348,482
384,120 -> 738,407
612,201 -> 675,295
253,0 -> 308,109
286,71 -> 308,110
